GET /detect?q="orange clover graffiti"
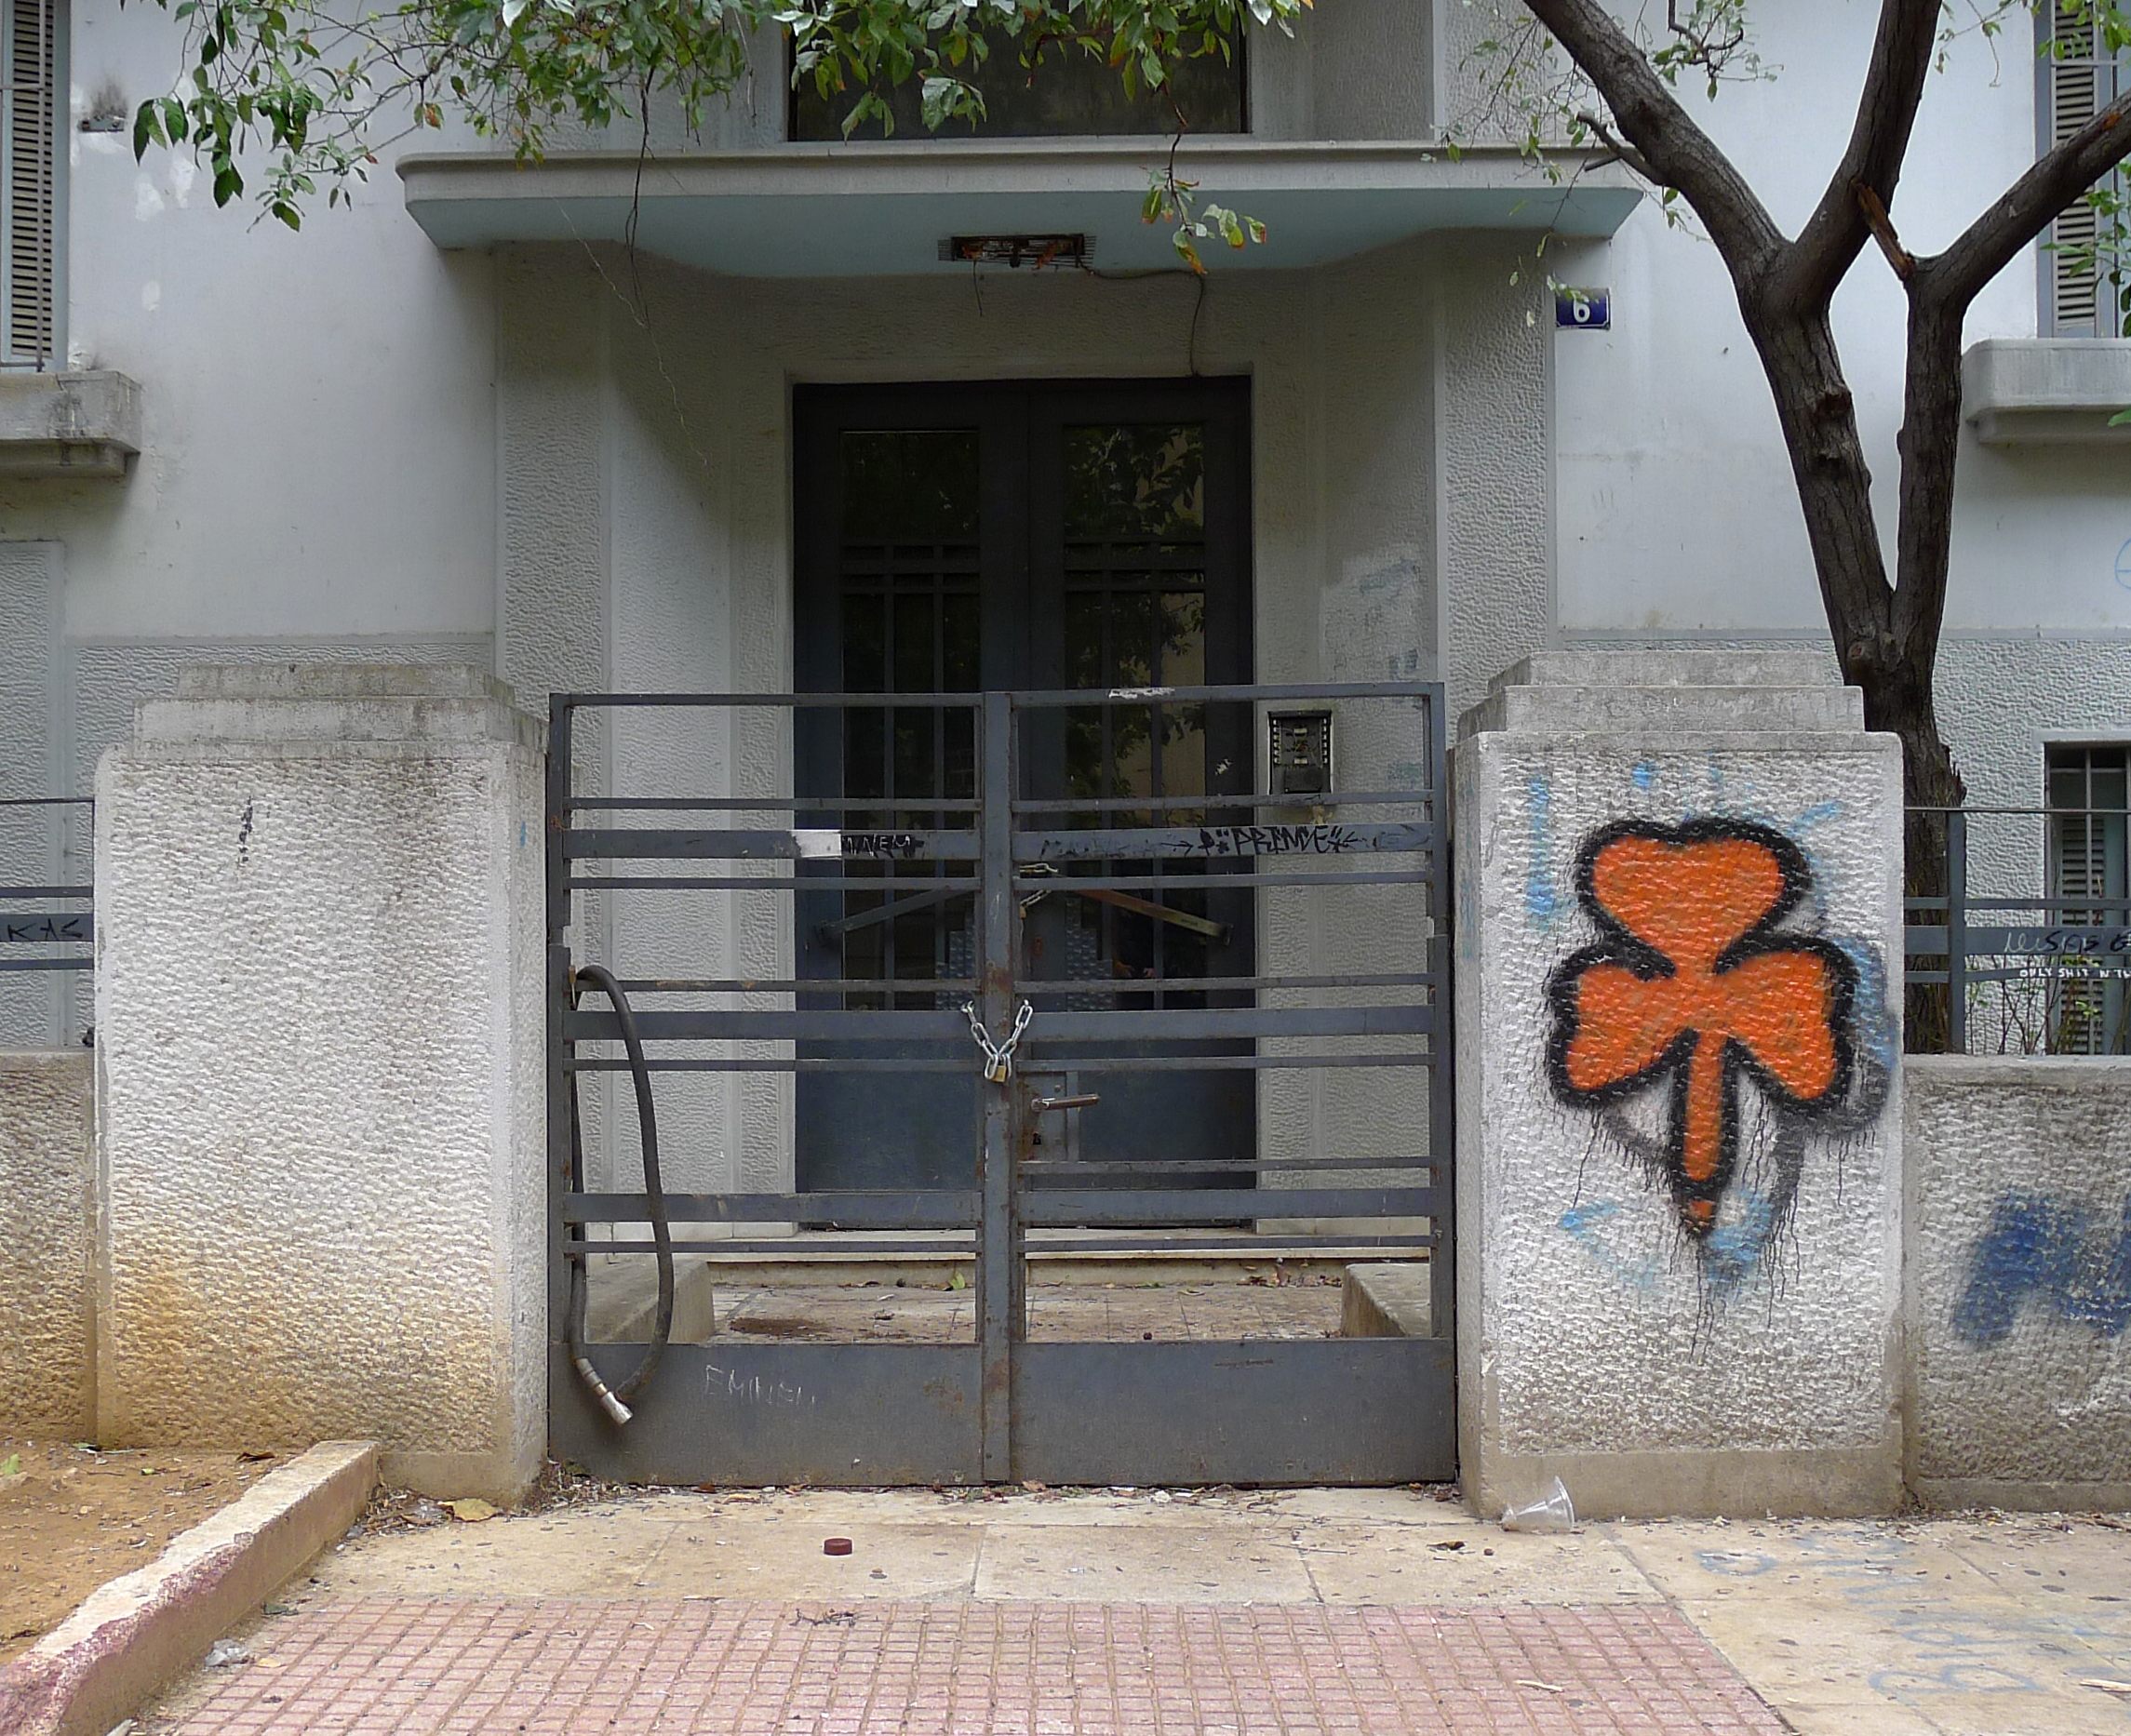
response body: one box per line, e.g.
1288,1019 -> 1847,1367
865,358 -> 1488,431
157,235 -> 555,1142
1544,819 -> 1857,1239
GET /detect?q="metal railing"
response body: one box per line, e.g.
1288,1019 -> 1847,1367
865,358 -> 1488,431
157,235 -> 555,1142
0,795 -> 92,976
1906,805 -> 2130,1055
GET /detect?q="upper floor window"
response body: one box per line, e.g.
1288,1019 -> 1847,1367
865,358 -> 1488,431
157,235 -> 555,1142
789,31 -> 1244,140
2,0 -> 55,368
2046,742 -> 2129,1054
2043,1 -> 2130,336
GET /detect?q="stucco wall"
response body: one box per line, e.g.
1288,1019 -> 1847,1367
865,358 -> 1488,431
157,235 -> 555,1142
0,1051 -> 94,1438
1905,1056 -> 2131,1510
1454,653 -> 1907,1518
93,666 -> 545,1499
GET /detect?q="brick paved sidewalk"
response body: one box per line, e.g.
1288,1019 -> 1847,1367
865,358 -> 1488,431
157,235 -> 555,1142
161,1598 -> 1783,1735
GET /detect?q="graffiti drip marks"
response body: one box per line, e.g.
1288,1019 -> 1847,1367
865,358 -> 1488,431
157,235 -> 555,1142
1952,1191 -> 2131,1346
1546,819 -> 1858,1240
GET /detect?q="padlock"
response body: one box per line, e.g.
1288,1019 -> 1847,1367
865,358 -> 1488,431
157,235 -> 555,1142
985,1053 -> 1011,1084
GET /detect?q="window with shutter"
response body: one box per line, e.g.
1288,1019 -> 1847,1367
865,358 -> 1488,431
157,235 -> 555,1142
2043,2 -> 2131,335
1,0 -> 54,368
2046,744 -> 2130,1053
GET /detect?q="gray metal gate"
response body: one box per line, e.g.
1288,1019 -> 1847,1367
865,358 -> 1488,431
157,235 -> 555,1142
549,682 -> 1453,1486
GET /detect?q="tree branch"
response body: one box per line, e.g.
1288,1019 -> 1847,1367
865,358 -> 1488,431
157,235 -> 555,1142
1855,182 -> 1915,281
1575,108 -> 1656,182
1776,0 -> 1938,308
1918,84 -> 2131,315
1521,0 -> 1785,275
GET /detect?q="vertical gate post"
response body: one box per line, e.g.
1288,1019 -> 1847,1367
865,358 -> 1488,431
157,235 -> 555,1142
94,665 -> 548,1501
1453,650 -> 1906,1519
977,690 -> 1018,1481
1946,808 -> 1967,1057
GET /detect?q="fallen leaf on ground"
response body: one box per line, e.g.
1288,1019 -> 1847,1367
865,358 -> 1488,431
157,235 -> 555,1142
2080,1680 -> 2131,1695
443,1498 -> 499,1523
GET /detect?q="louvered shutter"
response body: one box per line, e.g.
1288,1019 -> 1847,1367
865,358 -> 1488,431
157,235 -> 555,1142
0,0 -> 54,367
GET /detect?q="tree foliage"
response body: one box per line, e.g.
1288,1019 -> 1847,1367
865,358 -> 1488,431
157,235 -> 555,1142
127,0 -> 1305,243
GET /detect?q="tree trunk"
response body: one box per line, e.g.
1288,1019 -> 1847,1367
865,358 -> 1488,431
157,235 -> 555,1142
1736,297 -> 1967,1050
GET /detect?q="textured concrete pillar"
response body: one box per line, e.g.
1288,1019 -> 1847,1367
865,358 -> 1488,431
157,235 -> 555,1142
0,1050 -> 94,1436
94,666 -> 544,1500
1453,650 -> 1905,1518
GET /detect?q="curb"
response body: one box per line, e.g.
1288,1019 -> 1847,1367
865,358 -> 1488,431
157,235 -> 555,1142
0,1440 -> 380,1736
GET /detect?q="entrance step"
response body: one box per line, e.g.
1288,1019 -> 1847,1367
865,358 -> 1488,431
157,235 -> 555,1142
1340,1262 -> 1435,1338
583,1254 -> 1430,1346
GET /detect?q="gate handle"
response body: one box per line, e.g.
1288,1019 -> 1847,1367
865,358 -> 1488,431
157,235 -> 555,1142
1030,1092 -> 1101,1113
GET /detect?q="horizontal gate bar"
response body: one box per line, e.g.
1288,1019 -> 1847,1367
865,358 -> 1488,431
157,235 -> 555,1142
1015,822 -> 1435,861
1018,1186 -> 1442,1222
1012,1052 -> 1432,1072
570,875 -> 981,893
568,828 -> 980,861
570,1057 -> 974,1074
566,796 -> 981,813
1021,1233 -> 1435,1254
605,979 -> 981,995
1012,789 -> 1436,816
568,1191 -> 979,1228
1029,1006 -> 1432,1040
568,1008 -> 968,1041
576,1237 -> 975,1256
1,915 -> 90,943
557,690 -> 984,708
1010,679 -> 1441,704
1018,1155 -> 1437,1175
1015,870 -> 1435,891
0,956 -> 93,972
1018,970 -> 1438,994
0,886 -> 91,901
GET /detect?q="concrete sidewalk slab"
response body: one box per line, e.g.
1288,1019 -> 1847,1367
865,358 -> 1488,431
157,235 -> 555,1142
134,1487 -> 2131,1736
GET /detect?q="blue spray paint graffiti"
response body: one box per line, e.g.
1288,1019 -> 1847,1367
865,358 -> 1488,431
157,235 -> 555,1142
1525,773 -> 1560,928
1558,1200 -> 1660,1294
1952,1191 -> 2131,1346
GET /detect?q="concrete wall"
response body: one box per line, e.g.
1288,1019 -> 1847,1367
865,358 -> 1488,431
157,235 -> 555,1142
0,1051 -> 94,1438
1454,651 -> 1908,1518
93,666 -> 545,1499
1906,1056 -> 2131,1512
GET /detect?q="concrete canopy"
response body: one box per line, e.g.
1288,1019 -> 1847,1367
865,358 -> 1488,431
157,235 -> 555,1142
397,139 -> 1641,276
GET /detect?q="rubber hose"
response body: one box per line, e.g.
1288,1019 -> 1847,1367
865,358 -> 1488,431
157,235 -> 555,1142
564,964 -> 675,1425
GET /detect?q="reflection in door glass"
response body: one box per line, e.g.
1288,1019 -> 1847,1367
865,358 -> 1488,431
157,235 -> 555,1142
1060,423 -> 1211,994
837,430 -> 980,1005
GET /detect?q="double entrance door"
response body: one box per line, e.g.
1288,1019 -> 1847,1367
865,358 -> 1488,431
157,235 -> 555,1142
793,379 -> 1255,1196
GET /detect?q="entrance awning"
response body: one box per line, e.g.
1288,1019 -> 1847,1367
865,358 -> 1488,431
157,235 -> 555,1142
397,139 -> 1641,277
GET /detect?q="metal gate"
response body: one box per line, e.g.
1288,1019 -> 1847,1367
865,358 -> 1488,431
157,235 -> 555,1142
549,681 -> 1453,1486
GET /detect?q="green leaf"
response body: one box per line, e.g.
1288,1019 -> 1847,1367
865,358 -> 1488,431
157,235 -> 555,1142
2111,407 -> 2131,426
132,99 -> 159,158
